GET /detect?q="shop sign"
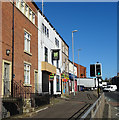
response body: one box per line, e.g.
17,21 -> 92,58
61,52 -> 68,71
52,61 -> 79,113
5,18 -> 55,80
49,74 -> 54,81
61,73 -> 65,79
52,49 -> 60,60
62,79 -> 68,82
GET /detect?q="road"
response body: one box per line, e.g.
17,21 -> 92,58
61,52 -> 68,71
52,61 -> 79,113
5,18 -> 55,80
29,91 -> 97,119
104,91 -> 119,118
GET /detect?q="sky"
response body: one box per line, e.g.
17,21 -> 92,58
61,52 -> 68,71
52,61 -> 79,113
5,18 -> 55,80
36,2 -> 117,79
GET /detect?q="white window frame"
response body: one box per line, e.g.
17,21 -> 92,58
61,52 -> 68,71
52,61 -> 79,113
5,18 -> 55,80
24,63 -> 30,84
25,4 -> 29,17
29,8 -> 32,21
24,31 -> 31,53
21,0 -> 25,13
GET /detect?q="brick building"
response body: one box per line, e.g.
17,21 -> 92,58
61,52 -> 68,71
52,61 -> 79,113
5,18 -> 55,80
1,0 -> 38,117
74,63 -> 86,78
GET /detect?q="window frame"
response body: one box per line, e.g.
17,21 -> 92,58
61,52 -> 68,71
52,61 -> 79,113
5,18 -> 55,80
24,63 -> 31,85
24,31 -> 31,53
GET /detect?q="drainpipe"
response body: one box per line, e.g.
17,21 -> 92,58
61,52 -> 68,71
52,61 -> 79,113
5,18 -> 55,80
11,0 -> 14,97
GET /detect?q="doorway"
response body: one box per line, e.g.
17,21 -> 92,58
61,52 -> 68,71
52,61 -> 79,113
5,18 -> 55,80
3,62 -> 11,96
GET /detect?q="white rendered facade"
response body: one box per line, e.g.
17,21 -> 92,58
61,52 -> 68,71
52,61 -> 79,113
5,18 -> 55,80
38,11 -> 62,95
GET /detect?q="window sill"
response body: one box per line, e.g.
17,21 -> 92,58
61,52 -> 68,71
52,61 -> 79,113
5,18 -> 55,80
23,84 -> 32,87
24,50 -> 32,56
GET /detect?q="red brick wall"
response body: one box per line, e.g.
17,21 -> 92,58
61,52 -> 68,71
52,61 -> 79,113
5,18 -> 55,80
74,63 -> 86,78
2,2 -> 38,92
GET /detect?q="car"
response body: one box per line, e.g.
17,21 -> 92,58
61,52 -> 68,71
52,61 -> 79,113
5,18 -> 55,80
103,85 -> 117,92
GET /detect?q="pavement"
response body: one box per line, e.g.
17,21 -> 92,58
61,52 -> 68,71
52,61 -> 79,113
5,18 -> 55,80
8,91 -> 98,119
104,91 -> 119,119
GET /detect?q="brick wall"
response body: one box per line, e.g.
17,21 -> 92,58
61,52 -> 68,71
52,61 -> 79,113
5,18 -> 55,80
74,63 -> 86,78
2,2 -> 38,93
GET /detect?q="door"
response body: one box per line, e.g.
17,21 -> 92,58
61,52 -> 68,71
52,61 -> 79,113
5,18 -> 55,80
50,81 -> 53,95
35,71 -> 38,93
4,63 -> 10,96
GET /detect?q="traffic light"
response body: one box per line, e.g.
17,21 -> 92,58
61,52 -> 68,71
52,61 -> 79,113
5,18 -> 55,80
90,64 -> 96,77
96,64 -> 102,76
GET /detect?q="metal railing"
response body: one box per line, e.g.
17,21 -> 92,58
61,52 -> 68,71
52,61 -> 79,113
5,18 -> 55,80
80,93 -> 105,119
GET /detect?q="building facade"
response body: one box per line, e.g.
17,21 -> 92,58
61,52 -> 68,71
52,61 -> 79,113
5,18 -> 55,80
61,40 -> 69,94
1,0 -> 38,117
74,63 -> 86,78
69,60 -> 77,93
38,10 -> 62,95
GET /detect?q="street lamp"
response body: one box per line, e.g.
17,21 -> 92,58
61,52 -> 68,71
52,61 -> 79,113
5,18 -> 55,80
78,49 -> 81,78
72,30 -> 78,96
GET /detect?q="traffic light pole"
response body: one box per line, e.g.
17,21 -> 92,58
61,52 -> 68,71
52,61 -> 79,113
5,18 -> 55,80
97,77 -> 100,98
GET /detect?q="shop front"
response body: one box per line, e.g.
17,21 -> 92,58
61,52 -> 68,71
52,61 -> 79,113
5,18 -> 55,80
61,73 -> 69,95
69,73 -> 77,93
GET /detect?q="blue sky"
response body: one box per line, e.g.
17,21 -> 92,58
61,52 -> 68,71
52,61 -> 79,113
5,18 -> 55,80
36,2 -> 117,79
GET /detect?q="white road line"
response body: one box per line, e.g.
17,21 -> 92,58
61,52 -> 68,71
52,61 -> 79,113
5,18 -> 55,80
36,107 -> 48,113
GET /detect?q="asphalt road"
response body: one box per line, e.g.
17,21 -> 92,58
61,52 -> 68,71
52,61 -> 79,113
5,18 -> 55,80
30,91 -> 97,119
104,91 -> 119,118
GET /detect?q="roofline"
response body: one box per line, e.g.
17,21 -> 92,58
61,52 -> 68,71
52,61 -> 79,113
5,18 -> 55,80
32,2 -> 69,48
74,62 -> 86,68
68,60 -> 77,67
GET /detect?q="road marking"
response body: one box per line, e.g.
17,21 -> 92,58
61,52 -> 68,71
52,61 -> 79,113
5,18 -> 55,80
36,107 -> 48,113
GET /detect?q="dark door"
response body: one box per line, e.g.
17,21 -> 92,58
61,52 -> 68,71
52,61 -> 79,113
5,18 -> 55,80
50,81 -> 53,95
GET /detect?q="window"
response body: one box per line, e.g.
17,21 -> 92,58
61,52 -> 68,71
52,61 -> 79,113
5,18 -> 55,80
45,47 -> 48,62
24,31 -> 31,53
21,0 -> 24,13
47,29 -> 49,37
45,26 -> 47,35
29,9 -> 32,21
16,0 -> 20,8
16,0 -> 35,24
55,38 -> 59,48
24,63 -> 30,84
56,75 -> 60,92
42,23 -> 44,33
42,23 -> 49,38
32,13 -> 35,24
56,60 -> 59,68
25,4 -> 28,17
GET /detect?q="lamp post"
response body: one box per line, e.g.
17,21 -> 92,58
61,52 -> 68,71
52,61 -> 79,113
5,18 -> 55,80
72,30 -> 78,96
78,49 -> 81,91
78,49 -> 81,78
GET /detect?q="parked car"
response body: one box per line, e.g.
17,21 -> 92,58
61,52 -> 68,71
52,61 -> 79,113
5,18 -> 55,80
103,85 -> 117,92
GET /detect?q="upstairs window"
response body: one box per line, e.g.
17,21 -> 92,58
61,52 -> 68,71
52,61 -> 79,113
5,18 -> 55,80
25,4 -> 28,17
45,47 -> 48,62
29,9 -> 32,21
55,38 -> 59,48
21,0 -> 24,13
32,13 -> 35,24
42,23 -> 49,38
16,0 -> 20,8
24,31 -> 31,53
16,0 -> 35,24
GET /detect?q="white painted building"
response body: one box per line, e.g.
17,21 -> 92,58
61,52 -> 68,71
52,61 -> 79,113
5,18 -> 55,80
68,60 -> 77,92
69,60 -> 77,77
38,11 -> 62,95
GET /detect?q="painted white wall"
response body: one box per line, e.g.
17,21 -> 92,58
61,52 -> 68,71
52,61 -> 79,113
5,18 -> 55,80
69,61 -> 77,76
38,12 -> 62,95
